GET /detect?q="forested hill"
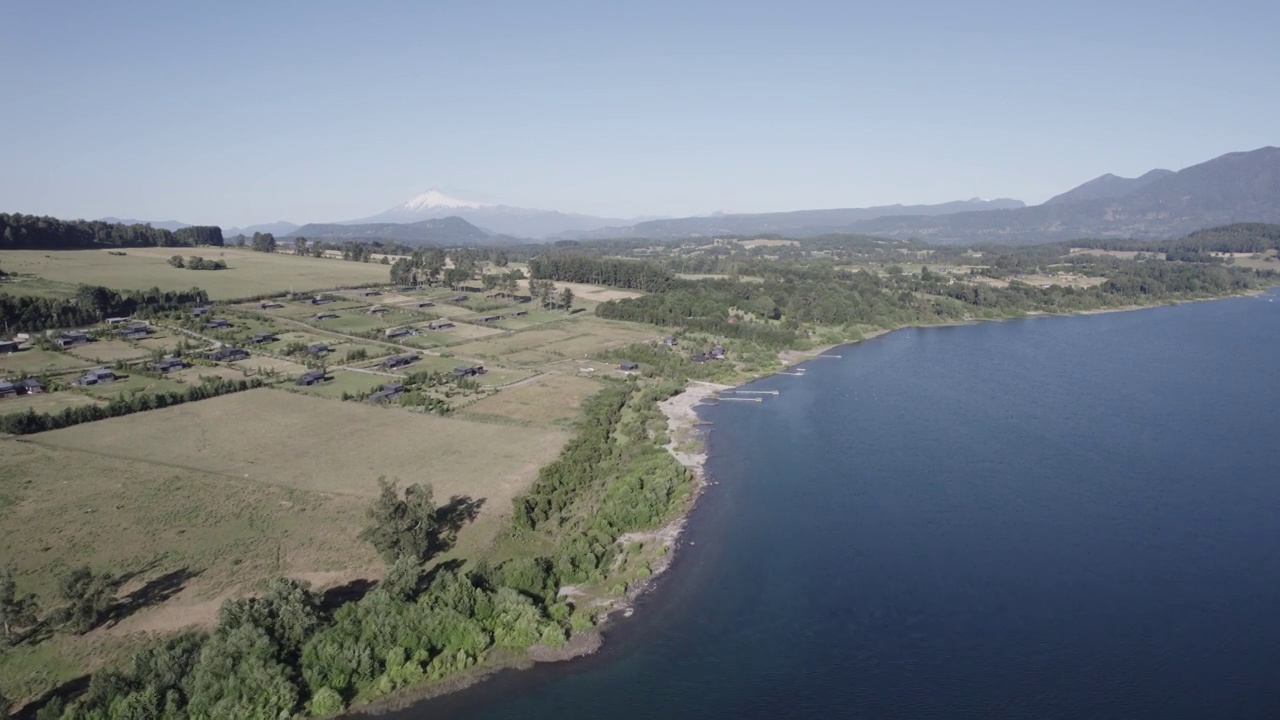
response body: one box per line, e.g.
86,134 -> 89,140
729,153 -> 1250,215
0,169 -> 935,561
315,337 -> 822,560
847,147 -> 1280,244
0,213 -> 223,249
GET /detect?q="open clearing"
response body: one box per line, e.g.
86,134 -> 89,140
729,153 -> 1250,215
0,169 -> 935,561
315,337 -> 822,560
0,349 -> 90,376
515,278 -> 645,302
446,319 -> 656,367
0,391 -> 103,415
66,339 -> 151,364
30,389 -> 570,533
460,373 -> 602,427
0,248 -> 391,300
0,438 -> 378,701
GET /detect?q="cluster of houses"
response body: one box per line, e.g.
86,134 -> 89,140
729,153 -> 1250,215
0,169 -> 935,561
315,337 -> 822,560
0,377 -> 44,398
296,368 -> 327,386
367,382 -> 405,403
382,353 -> 419,370
54,331 -> 91,349
207,346 -> 249,362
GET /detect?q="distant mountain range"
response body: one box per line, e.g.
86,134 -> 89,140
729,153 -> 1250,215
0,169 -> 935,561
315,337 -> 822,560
564,198 -> 1028,240
99,217 -> 190,232
346,189 -> 632,239
845,146 -> 1280,244
97,145 -> 1280,246
286,216 -> 506,246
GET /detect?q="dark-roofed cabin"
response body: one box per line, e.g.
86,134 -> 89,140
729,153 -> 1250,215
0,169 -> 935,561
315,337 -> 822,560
459,285 -> 483,293
619,361 -> 639,371
663,336 -> 678,346
428,321 -> 455,330
384,327 -> 412,338
0,381 -> 16,399
368,305 -> 388,314
118,325 -> 151,339
691,353 -> 710,363
307,343 -> 331,355
415,301 -> 435,308
151,357 -> 187,373
451,365 -> 486,378
306,296 -> 335,305
20,378 -> 44,394
191,306 -> 211,317
296,368 -> 327,386
361,290 -> 383,297
205,318 -> 230,330
248,332 -> 277,344
449,295 -> 468,303
0,340 -> 20,354
314,312 -> 339,320
367,382 -> 406,403
260,302 -> 284,309
208,347 -> 249,362
382,353 -> 419,369
399,286 -> 417,292
509,310 -> 528,317
710,345 -> 727,359
76,368 -> 116,386
54,331 -> 90,349
479,315 -> 501,323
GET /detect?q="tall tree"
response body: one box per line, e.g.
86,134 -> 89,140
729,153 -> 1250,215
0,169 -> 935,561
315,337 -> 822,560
558,287 -> 574,312
0,567 -> 40,645
360,479 -> 444,563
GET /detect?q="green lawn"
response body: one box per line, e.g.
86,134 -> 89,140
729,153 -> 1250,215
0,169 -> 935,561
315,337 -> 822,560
0,349 -> 91,376
289,369 -> 385,399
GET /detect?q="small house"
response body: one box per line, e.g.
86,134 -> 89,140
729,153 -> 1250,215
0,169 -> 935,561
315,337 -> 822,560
0,339 -> 20,354
619,361 -> 639,372
367,382 -> 406,403
399,286 -> 418,293
382,353 -> 419,370
509,310 -> 528,318
306,296 -> 335,306
54,331 -> 90,349
479,315 -> 501,323
459,285 -> 484,293
414,301 -> 435,308
314,312 -> 339,320
296,368 -> 327,386
20,378 -> 44,394
710,345 -> 727,360
0,381 -> 16,399
367,305 -> 388,314
307,343 -> 331,355
428,321 -> 456,330
259,302 -> 284,310
207,347 -> 249,362
118,325 -> 151,339
248,332 -> 277,344
449,295 -> 469,303
205,318 -> 231,330
384,327 -> 412,339
451,365 -> 486,378
106,316 -> 131,325
76,368 -> 117,386
191,306 -> 211,317
663,336 -> 678,346
361,290 -> 382,297
151,357 -> 187,373
691,353 -> 710,363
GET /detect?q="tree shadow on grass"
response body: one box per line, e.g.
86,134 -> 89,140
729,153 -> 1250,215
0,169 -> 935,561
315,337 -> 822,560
319,578 -> 378,613
14,674 -> 89,720
433,495 -> 486,554
102,566 -> 202,628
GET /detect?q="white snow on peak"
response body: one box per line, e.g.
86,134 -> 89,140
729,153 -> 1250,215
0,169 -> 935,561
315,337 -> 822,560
400,189 -> 492,211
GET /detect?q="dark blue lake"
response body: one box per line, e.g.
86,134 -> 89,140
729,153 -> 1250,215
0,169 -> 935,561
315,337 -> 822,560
404,291 -> 1280,720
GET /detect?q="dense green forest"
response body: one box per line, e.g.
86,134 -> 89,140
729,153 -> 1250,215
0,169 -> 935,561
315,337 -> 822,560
0,214 -> 223,250
528,256 -> 674,292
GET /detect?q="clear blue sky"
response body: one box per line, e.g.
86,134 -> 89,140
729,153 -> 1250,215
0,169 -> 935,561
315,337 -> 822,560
2,0 -> 1276,227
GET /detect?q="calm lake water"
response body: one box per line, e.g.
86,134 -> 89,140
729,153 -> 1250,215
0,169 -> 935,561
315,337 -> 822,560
402,291 -> 1280,720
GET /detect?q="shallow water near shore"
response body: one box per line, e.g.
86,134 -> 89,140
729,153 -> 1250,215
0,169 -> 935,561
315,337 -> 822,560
393,291 -> 1280,720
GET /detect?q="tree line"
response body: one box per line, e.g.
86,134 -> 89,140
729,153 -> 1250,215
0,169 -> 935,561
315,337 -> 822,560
0,214 -> 222,250
0,377 -> 264,435
528,255 -> 673,292
1,285 -> 209,333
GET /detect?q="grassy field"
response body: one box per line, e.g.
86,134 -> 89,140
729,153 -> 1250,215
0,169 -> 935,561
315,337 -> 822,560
447,318 -> 656,367
0,391 -> 103,416
66,339 -> 152,364
0,438 -> 379,702
77,374 -> 188,399
0,247 -> 391,300
0,349 -> 90,376
460,373 -> 603,427
289,369 -> 386,399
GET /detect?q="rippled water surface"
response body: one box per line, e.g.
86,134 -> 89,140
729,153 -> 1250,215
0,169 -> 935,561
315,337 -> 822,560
403,292 -> 1280,720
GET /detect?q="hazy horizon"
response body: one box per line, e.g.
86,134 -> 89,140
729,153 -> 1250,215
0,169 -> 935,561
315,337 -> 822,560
2,1 -> 1277,227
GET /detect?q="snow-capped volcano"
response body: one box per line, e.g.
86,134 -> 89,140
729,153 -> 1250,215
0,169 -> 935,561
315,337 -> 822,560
399,189 -> 493,212
348,189 -> 629,239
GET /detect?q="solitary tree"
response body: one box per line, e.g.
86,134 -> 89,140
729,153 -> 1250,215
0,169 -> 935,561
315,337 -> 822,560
558,287 -> 574,312
55,566 -> 117,634
294,237 -> 307,255
360,478 -> 443,563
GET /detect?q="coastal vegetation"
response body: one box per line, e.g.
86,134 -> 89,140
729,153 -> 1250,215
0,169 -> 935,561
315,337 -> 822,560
1,219 -> 1278,716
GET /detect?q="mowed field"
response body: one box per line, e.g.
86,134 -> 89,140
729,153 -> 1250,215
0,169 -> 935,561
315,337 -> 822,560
0,439 -> 379,700
446,318 -> 657,367
0,247 -> 390,299
28,389 -> 570,549
460,373 -> 603,427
